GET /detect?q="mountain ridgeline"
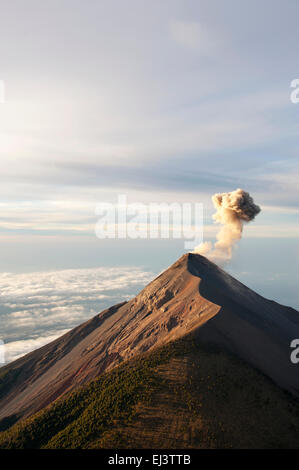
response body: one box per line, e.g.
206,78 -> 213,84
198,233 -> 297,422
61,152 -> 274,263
0,253 -> 299,448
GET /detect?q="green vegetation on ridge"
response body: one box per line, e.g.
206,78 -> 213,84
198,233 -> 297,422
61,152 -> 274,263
0,337 -> 299,449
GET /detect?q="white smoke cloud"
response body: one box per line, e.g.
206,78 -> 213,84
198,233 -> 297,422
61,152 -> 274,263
194,188 -> 261,263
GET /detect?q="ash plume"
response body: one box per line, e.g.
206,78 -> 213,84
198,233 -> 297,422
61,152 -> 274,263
194,188 -> 261,263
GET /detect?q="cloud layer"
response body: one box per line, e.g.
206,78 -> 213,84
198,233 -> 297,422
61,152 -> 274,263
0,266 -> 155,363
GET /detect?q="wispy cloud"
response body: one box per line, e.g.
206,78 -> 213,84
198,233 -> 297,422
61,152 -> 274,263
169,19 -> 223,54
169,20 -> 203,49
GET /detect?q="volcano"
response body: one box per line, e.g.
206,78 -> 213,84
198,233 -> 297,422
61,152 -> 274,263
0,253 -> 299,448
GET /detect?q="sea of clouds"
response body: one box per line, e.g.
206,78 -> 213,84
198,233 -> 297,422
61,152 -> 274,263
0,266 -> 155,363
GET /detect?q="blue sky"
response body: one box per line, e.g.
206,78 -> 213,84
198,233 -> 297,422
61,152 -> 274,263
0,0 -> 298,361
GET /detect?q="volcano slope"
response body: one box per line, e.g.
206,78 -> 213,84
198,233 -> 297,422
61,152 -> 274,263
0,253 -> 299,448
1,336 -> 299,449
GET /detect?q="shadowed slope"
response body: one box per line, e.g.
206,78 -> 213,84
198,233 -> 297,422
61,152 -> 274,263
188,254 -> 299,396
